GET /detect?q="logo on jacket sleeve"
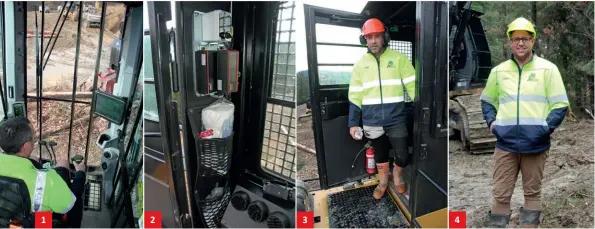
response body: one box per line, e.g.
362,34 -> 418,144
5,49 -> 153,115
387,60 -> 395,68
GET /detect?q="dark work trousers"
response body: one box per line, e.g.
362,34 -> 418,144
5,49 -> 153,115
54,167 -> 85,228
370,122 -> 410,167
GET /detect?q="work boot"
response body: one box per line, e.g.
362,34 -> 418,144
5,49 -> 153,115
488,211 -> 511,228
519,207 -> 541,228
373,162 -> 390,199
392,163 -> 407,194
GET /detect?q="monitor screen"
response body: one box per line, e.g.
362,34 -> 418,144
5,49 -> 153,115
93,91 -> 127,125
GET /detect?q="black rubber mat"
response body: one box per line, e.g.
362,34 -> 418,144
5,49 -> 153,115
327,185 -> 408,228
84,179 -> 102,211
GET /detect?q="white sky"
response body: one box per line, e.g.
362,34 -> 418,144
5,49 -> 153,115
295,1 -> 368,71
143,2 -> 176,30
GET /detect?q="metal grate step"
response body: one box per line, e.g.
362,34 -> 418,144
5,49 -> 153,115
84,178 -> 102,211
327,185 -> 408,228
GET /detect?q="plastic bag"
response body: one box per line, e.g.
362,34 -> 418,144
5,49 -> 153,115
202,97 -> 234,138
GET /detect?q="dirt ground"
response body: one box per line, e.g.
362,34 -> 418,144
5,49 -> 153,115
296,104 -> 321,191
449,120 -> 594,228
12,5 -> 127,166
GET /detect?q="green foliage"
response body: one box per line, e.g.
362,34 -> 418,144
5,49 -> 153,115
472,1 -> 594,112
296,70 -> 352,106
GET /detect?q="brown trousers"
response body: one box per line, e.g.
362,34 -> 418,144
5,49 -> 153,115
491,147 -> 548,214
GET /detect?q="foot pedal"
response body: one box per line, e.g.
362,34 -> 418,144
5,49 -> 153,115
84,178 -> 102,211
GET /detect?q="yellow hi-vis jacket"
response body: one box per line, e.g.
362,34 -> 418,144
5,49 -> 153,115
348,49 -> 415,127
0,154 -> 76,213
480,55 -> 569,153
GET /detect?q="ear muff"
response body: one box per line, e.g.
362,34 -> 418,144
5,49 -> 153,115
383,26 -> 391,47
359,35 -> 367,46
360,26 -> 391,47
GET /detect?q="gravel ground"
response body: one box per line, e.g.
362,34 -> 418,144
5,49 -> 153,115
296,104 -> 320,191
449,120 -> 594,228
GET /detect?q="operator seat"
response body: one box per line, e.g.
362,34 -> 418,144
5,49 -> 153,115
0,175 -> 68,228
0,175 -> 34,228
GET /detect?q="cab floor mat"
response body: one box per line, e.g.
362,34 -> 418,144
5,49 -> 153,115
327,185 -> 408,228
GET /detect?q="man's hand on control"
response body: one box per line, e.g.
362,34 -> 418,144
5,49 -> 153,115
74,159 -> 86,172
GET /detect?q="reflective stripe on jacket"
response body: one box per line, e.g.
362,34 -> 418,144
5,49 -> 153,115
481,55 -> 569,153
0,154 -> 76,213
348,49 -> 415,127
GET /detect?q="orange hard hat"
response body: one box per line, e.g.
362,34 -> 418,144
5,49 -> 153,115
362,18 -> 385,36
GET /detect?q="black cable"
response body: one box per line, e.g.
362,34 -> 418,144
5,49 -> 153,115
351,141 -> 371,169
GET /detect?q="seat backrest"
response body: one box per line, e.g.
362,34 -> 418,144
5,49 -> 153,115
0,175 -> 32,226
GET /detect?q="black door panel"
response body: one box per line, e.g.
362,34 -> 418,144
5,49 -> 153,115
321,116 -> 369,186
305,5 -> 368,189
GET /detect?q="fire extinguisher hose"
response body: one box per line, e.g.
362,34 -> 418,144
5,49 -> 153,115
351,145 -> 369,169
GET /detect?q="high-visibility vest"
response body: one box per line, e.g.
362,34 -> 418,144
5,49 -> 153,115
348,49 -> 416,127
0,154 -> 76,213
481,55 -> 569,153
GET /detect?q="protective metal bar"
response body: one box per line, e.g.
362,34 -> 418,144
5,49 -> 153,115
83,1 -> 107,173
318,63 -> 354,66
0,2 -> 8,112
24,95 -> 90,104
42,1 -> 67,60
109,98 -> 143,206
35,9 -> 41,156
1,2 -> 7,118
110,156 -> 135,228
67,2 -> 84,160
316,42 -> 364,48
114,6 -> 131,74
43,1 -> 74,70
40,1 -> 44,158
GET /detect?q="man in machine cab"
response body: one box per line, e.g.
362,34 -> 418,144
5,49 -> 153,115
0,116 -> 86,227
481,17 -> 569,228
348,18 -> 416,199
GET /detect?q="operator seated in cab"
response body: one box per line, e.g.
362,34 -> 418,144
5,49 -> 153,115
0,116 -> 86,227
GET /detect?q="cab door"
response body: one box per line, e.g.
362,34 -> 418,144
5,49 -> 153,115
146,2 -> 190,227
304,5 -> 370,189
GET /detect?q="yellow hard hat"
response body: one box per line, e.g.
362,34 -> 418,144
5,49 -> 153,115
506,17 -> 536,39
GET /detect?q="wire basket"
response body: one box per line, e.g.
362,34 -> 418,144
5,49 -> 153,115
197,133 -> 233,177
197,184 -> 232,229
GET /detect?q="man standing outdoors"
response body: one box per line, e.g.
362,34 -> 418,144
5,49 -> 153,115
481,18 -> 569,227
348,18 -> 416,199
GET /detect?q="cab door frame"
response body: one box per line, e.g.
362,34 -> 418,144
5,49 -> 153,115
304,4 -> 370,190
147,2 -> 191,227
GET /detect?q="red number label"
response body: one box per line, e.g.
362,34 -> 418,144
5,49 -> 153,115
145,211 -> 162,228
35,212 -> 52,228
449,211 -> 467,228
296,211 -> 314,228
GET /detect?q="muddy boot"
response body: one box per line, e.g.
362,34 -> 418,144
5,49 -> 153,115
392,163 -> 407,194
488,211 -> 511,228
373,162 -> 389,199
519,207 -> 541,228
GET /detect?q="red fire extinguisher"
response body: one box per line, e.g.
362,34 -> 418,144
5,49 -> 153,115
366,145 -> 376,174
